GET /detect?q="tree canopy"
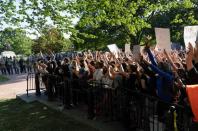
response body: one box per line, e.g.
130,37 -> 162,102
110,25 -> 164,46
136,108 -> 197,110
32,28 -> 72,54
0,0 -> 73,36
0,28 -> 33,55
0,0 -> 198,51
69,0 -> 198,49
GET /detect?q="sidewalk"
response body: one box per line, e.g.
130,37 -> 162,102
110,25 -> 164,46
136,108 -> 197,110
0,74 -> 27,99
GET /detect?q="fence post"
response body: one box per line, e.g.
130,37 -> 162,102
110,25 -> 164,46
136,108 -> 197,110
26,74 -> 29,96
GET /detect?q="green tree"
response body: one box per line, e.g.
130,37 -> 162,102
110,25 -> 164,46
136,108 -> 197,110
32,28 -> 72,54
1,0 -> 198,51
149,0 -> 198,45
0,28 -> 33,55
0,0 -> 73,36
70,0 -> 198,49
69,0 -> 179,48
71,22 -> 129,50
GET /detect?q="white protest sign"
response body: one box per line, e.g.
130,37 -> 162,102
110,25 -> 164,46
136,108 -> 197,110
107,44 -> 119,58
155,28 -> 171,52
125,44 -> 131,53
107,44 -> 119,53
184,26 -> 198,47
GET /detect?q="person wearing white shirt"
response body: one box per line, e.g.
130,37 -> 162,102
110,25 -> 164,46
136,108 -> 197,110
93,62 -> 103,81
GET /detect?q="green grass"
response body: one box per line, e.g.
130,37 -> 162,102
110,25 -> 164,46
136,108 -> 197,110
0,99 -> 98,131
0,75 -> 9,83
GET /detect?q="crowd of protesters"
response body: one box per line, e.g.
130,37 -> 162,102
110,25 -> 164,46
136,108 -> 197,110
0,56 -> 34,75
31,42 -> 198,130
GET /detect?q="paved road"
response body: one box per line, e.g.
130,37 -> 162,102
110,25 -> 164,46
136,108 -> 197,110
0,74 -> 27,99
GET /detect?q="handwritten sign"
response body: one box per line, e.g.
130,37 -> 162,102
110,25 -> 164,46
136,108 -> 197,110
125,44 -> 131,53
155,28 -> 171,52
184,26 -> 198,47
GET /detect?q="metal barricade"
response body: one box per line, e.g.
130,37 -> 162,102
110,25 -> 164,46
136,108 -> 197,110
26,73 -> 35,96
121,89 -> 192,131
26,73 -> 45,96
44,75 -> 89,107
63,78 -> 88,108
27,74 -> 192,130
87,81 -> 118,120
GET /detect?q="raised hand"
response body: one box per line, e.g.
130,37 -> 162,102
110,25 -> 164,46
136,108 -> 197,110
186,42 -> 194,71
194,42 -> 198,63
164,49 -> 178,71
142,55 -> 151,65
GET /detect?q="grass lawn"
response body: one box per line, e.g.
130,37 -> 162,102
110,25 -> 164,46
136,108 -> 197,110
0,99 -> 98,131
0,75 -> 9,83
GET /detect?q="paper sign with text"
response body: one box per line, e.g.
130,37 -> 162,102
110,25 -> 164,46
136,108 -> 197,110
155,28 -> 171,52
125,44 -> 131,53
184,26 -> 198,47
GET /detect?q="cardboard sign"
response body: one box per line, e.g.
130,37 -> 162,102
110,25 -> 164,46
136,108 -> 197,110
125,44 -> 131,53
184,26 -> 198,47
155,28 -> 171,52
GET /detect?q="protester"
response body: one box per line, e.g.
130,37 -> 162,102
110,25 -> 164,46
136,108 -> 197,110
6,41 -> 196,130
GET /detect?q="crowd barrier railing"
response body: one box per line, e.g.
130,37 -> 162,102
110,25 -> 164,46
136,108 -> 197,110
26,73 -> 46,96
26,73 -> 35,96
86,81 -> 119,120
27,73 -> 193,130
120,89 -> 191,131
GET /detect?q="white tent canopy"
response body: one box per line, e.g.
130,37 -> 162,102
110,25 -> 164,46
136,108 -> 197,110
1,51 -> 16,58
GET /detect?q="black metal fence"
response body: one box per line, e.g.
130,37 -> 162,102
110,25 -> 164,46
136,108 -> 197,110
26,73 -> 46,96
26,73 -> 36,96
27,73 -> 192,131
120,89 -> 191,131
